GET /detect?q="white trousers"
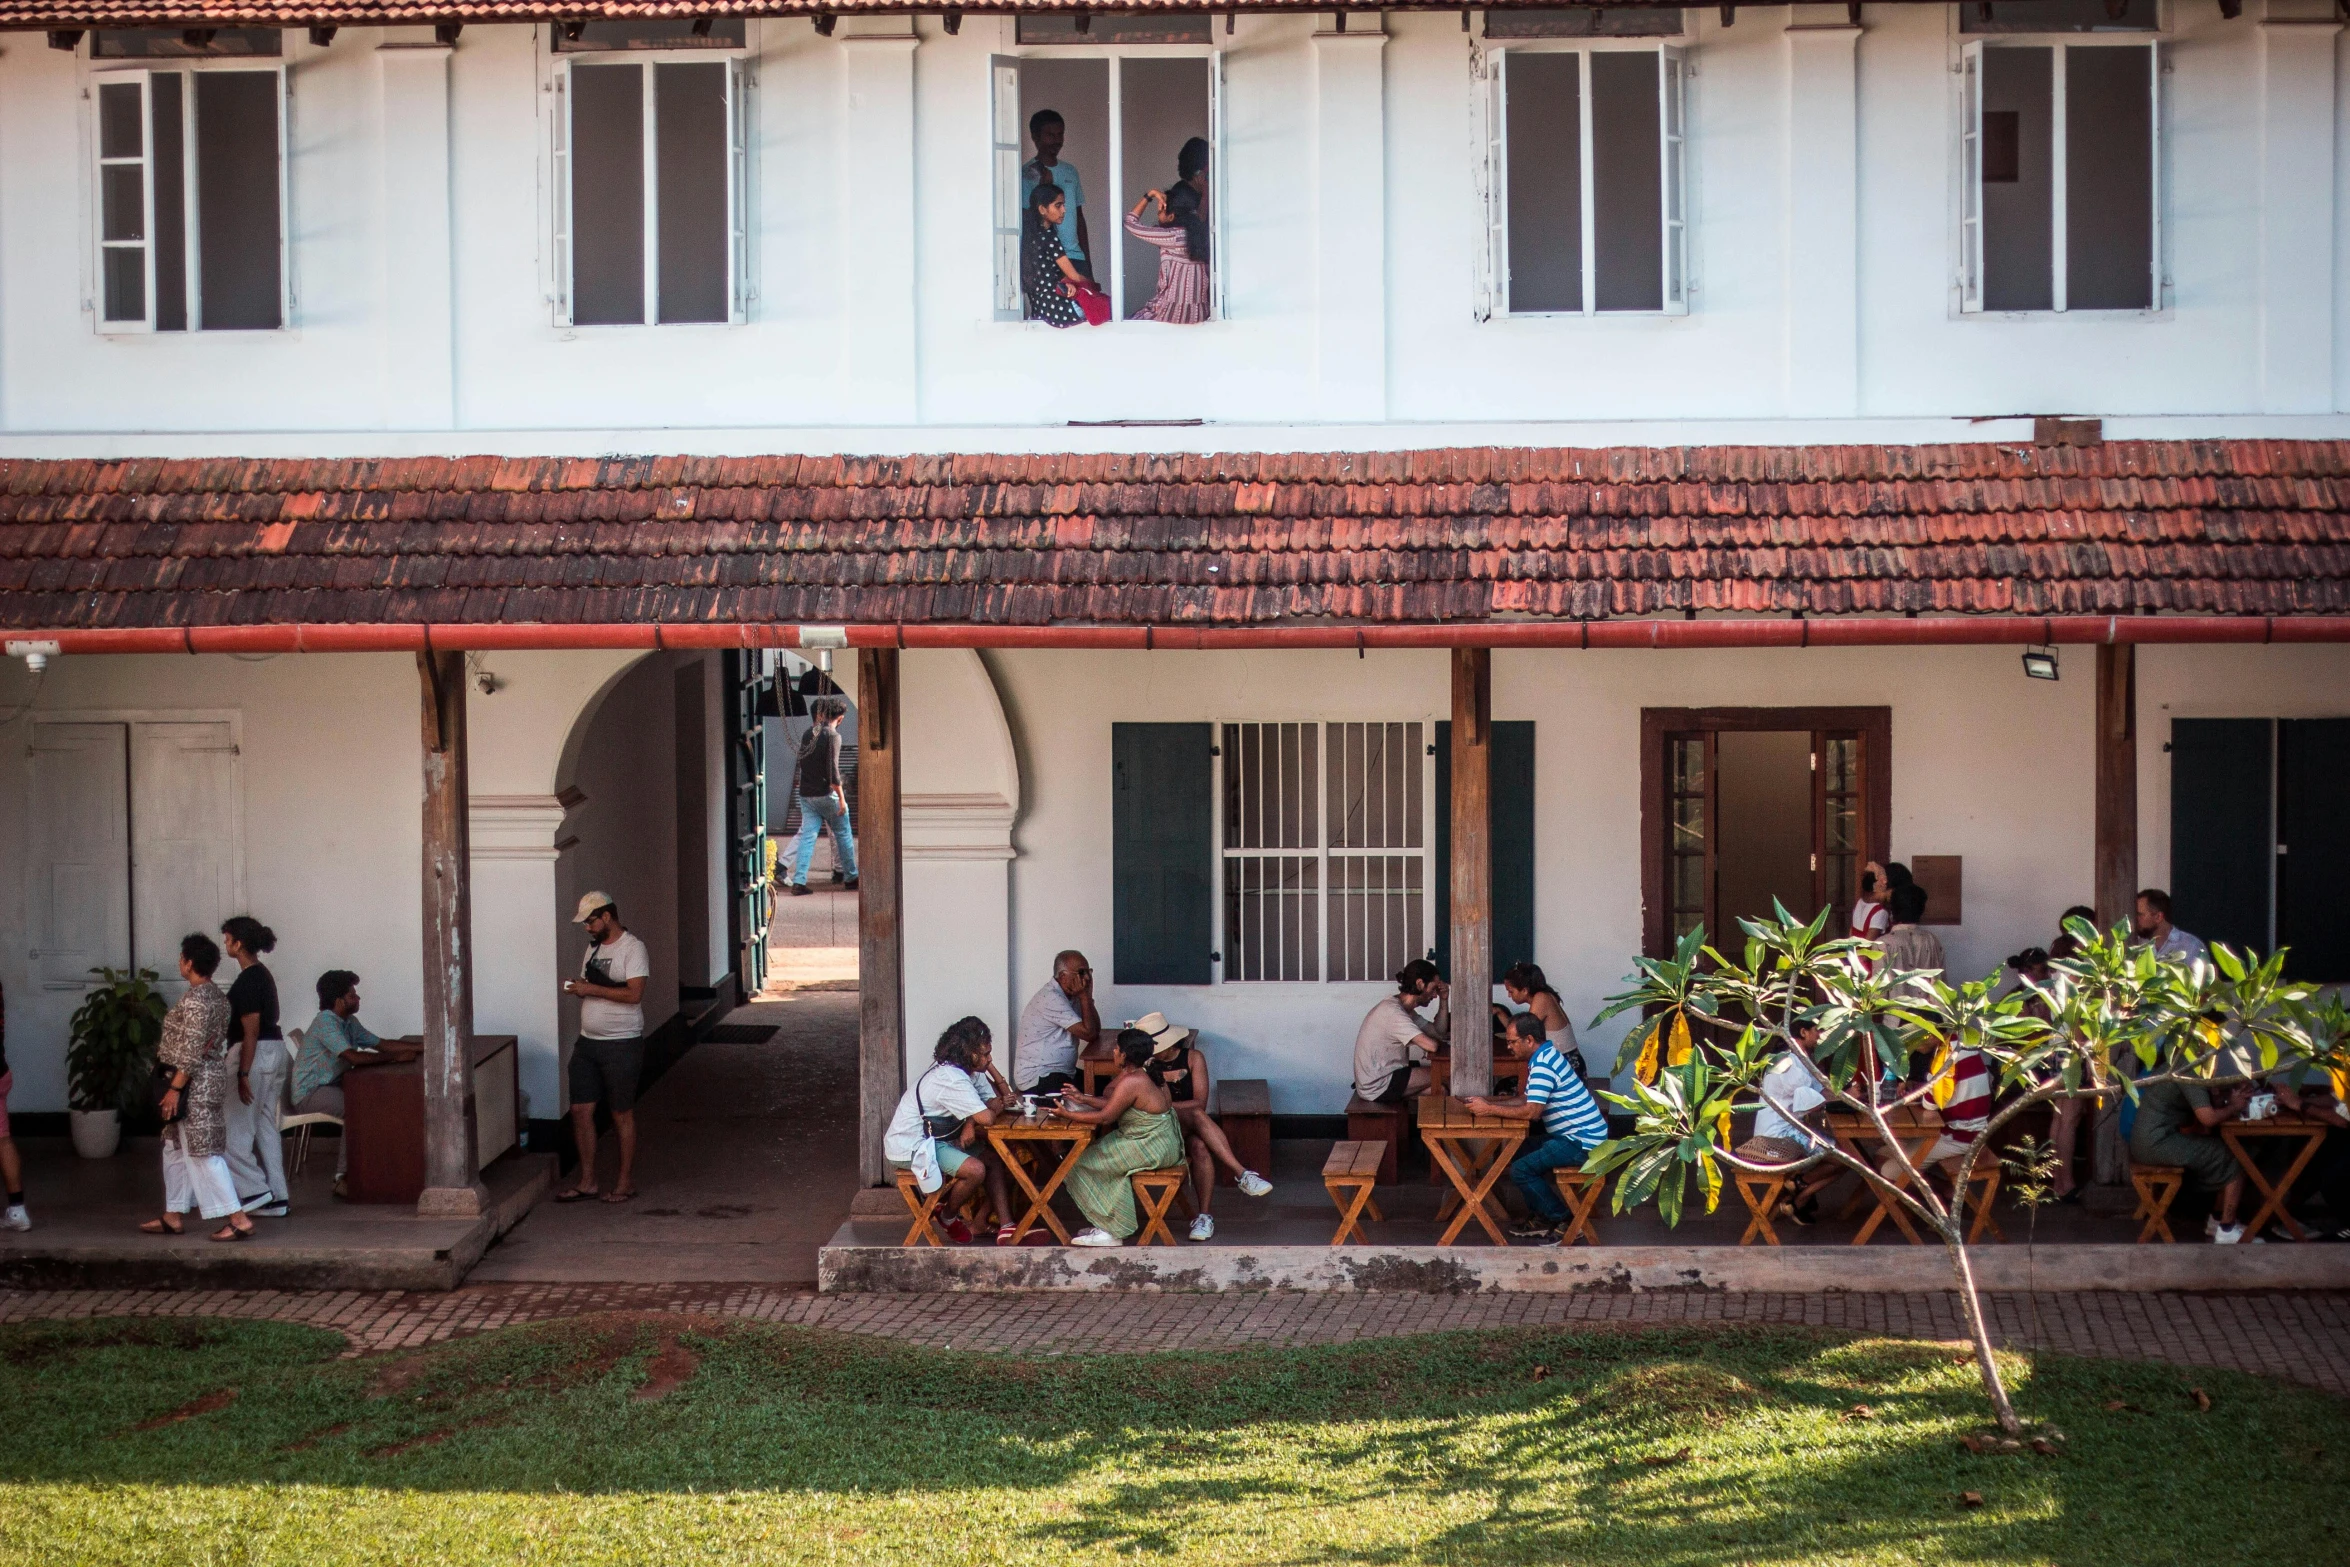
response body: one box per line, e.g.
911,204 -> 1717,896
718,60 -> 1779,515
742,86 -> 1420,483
162,1139 -> 240,1221
222,1041 -> 290,1206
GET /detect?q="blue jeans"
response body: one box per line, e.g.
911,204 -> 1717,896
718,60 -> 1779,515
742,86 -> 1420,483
788,792 -> 859,884
1510,1133 -> 1593,1225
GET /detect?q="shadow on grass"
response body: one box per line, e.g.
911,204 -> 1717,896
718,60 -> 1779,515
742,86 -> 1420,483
0,1312 -> 2344,1565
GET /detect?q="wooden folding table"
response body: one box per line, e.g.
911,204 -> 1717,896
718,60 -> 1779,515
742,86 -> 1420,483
1416,1096 -> 1527,1246
1823,1105 -> 1945,1246
2222,1112 -> 2333,1241
986,1116 -> 1094,1244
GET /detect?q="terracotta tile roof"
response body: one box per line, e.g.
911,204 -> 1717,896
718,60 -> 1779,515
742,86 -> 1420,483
2,441 -> 2347,631
9,1 -> 1368,28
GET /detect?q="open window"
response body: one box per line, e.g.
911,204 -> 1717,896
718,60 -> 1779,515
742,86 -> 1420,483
1477,18 -> 1688,319
1958,7 -> 2161,315
551,21 -> 749,327
90,31 -> 287,333
989,21 -> 1222,324
1640,708 -> 1890,959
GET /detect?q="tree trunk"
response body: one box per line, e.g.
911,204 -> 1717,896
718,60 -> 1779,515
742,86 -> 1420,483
1942,1229 -> 2022,1435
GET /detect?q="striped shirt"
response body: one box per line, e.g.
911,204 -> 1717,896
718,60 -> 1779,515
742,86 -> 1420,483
1941,1048 -> 1993,1144
1123,213 -> 1211,325
1525,1041 -> 1609,1148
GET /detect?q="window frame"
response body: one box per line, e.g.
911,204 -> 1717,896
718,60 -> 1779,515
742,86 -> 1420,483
1473,34 -> 1691,322
85,56 -> 291,335
547,31 -> 753,330
1956,30 -> 2166,317
1212,719 -> 1438,987
989,34 -> 1227,327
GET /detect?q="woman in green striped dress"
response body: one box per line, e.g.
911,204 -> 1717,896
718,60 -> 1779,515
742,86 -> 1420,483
1052,1029 -> 1184,1246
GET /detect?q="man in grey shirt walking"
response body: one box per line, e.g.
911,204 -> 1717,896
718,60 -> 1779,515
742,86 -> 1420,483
784,697 -> 859,896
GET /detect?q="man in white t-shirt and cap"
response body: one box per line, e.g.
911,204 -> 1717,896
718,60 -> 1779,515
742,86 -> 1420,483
557,892 -> 650,1204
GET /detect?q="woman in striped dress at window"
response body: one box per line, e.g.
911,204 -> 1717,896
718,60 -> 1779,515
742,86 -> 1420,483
1124,137 -> 1212,325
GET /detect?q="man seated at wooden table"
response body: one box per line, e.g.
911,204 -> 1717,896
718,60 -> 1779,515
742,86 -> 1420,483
291,970 -> 419,1199
1464,1012 -> 1609,1244
1735,1021 -> 1843,1228
1353,959 -> 1450,1106
1880,1034 -> 1991,1196
2268,1078 -> 2350,1241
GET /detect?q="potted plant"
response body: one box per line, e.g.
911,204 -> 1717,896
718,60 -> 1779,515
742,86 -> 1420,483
66,966 -> 166,1158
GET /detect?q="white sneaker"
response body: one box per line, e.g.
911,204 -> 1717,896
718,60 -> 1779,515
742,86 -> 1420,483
1069,1227 -> 1121,1248
2205,1214 -> 2220,1239
1236,1171 -> 1273,1198
2213,1223 -> 2246,1245
1189,1213 -> 1216,1242
2,1206 -> 28,1232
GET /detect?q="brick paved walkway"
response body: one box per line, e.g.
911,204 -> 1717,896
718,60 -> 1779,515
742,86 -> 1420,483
3,1285 -> 2344,1395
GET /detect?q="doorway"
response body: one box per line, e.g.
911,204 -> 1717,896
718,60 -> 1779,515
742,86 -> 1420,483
1641,708 -> 1891,957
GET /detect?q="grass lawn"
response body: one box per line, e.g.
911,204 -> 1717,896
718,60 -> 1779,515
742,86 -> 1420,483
0,1311 -> 2340,1566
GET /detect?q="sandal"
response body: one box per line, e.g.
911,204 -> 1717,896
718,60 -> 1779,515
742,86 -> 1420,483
553,1187 -> 600,1203
138,1217 -> 185,1236
209,1221 -> 253,1243
599,1188 -> 637,1204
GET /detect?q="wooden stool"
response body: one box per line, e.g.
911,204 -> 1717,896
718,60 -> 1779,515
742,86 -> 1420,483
1735,1172 -> 1791,1246
1214,1079 -> 1273,1187
2131,1164 -> 2186,1244
1960,1164 -> 2004,1243
1130,1168 -> 1187,1246
894,1170 -> 953,1247
1550,1168 -> 1606,1246
1323,1140 -> 1386,1245
1345,1096 -> 1406,1183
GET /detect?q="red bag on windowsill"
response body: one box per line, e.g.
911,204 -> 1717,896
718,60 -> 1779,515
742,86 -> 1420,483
1070,282 -> 1113,326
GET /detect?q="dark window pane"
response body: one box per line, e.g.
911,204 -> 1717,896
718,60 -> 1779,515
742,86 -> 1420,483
98,80 -> 144,159
1506,51 -> 1582,313
553,19 -> 745,51
2065,45 -> 2153,310
1591,50 -> 1662,311
655,61 -> 730,324
1982,47 -> 2054,312
152,72 -> 188,331
101,165 -> 145,242
193,70 -> 280,329
102,247 -> 146,323
571,62 -> 646,325
1961,0 -> 2154,33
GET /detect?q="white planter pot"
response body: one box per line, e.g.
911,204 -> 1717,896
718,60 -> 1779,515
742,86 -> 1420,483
68,1108 -> 121,1159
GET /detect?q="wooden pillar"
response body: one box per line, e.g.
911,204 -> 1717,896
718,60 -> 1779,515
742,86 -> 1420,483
857,648 -> 906,1187
417,651 -> 485,1217
2092,642 -> 2137,1187
1448,649 -> 1493,1099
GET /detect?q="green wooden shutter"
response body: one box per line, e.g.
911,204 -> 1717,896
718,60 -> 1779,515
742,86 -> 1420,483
1112,723 -> 1214,985
2168,718 -> 2271,958
1434,721 -> 1535,978
2279,718 -> 2350,982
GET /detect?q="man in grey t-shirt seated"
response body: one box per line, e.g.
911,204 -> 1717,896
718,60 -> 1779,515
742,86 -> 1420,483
1013,950 -> 1101,1096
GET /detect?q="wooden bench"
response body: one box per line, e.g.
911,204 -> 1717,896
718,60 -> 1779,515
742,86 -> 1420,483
1323,1140 -> 1385,1245
1345,1096 -> 1406,1183
893,1169 -> 986,1247
1959,1164 -> 2004,1244
1214,1078 -> 1272,1187
1130,1167 -> 1188,1246
2131,1163 -> 2185,1244
1549,1168 -> 1607,1246
1735,1171 -> 1791,1246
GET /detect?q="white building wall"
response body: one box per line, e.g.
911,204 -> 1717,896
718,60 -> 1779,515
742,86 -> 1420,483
1,7 -> 2346,440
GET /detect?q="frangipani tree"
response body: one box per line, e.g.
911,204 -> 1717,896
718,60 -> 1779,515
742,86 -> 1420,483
1581,907 -> 2326,1435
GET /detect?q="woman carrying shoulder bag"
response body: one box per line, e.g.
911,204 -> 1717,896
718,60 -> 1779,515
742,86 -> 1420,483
880,1018 -> 1018,1244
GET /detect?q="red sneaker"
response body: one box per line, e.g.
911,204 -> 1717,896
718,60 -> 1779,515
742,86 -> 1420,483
945,1217 -> 973,1244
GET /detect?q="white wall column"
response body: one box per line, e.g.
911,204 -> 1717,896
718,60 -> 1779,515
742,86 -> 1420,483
1313,24 -> 1388,421
376,43 -> 457,428
2258,19 -> 2339,412
469,794 -> 571,1130
1784,21 -> 1861,416
840,25 -> 921,422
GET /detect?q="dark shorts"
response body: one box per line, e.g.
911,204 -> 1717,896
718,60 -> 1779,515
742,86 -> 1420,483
1366,1070 -> 1413,1106
570,1036 -> 645,1114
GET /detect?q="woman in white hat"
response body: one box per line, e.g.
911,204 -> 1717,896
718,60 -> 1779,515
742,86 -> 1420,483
1131,1011 -> 1272,1241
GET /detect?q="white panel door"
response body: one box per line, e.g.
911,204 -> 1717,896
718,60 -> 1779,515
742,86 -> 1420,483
131,721 -> 242,987
26,723 -> 131,988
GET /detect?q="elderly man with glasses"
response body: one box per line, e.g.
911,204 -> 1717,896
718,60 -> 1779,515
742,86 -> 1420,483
1013,950 -> 1101,1098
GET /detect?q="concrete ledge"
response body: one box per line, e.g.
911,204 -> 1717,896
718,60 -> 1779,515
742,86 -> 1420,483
819,1241 -> 2350,1295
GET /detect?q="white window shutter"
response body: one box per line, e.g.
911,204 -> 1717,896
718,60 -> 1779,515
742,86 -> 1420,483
728,56 -> 752,321
551,62 -> 573,325
93,70 -> 158,332
2147,41 -> 2165,310
1959,40 -> 1984,314
1472,44 -> 1504,322
990,55 -> 1023,321
1210,48 -> 1230,323
1660,44 -> 1688,316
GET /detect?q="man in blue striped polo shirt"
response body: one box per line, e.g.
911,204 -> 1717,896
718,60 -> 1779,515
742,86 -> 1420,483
1467,1011 -> 1612,1242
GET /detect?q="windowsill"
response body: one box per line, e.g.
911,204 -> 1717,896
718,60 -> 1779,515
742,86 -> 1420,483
1955,307 -> 2172,323
93,325 -> 300,340
552,320 -> 746,336
1489,310 -> 1694,324
992,318 -> 1236,331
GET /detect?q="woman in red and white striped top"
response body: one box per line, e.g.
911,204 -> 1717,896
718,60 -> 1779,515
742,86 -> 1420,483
1124,138 -> 1212,325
